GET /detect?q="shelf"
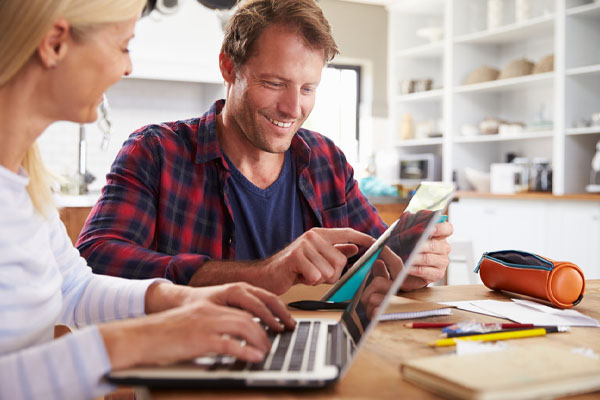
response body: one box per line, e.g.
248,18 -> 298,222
567,127 -> 600,136
394,89 -> 444,103
455,190 -> 600,202
567,2 -> 600,18
454,14 -> 554,45
454,72 -> 553,95
395,41 -> 443,59
454,130 -> 554,143
393,137 -> 444,147
566,64 -> 600,77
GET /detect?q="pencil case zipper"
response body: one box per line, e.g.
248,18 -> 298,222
474,250 -> 553,273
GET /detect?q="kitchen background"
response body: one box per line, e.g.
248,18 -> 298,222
41,0 -> 600,282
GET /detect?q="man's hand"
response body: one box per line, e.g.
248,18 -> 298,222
258,227 -> 376,295
399,221 -> 453,291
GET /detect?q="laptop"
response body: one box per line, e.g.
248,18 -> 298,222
106,183 -> 455,389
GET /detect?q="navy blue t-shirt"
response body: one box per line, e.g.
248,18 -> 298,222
223,150 -> 305,261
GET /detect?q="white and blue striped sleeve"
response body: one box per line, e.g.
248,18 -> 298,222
0,325 -> 113,400
49,211 -> 170,326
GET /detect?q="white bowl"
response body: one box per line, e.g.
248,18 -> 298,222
464,167 -> 491,193
416,27 -> 444,43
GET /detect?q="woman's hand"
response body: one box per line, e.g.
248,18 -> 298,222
100,298 -> 280,369
145,282 -> 295,333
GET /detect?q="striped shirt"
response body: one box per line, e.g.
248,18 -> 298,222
0,165 -> 159,400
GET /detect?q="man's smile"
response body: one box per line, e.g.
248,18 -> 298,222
268,117 -> 294,128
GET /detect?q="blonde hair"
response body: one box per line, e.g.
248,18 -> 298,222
0,0 -> 146,215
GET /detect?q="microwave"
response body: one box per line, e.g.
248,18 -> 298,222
396,153 -> 440,185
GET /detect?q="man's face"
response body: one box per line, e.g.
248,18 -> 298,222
224,24 -> 325,154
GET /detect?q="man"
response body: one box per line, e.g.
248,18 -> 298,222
77,0 -> 453,295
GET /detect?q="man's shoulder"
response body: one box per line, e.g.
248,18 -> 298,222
296,128 -> 345,159
129,117 -> 201,143
296,127 -> 335,147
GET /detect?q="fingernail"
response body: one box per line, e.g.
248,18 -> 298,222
250,348 -> 265,362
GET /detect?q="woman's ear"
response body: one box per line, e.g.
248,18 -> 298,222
219,52 -> 236,84
37,19 -> 70,69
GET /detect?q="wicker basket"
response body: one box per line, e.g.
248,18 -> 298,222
533,54 -> 554,74
499,58 -> 534,79
464,65 -> 500,85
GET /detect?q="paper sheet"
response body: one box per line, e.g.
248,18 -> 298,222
440,299 -> 600,327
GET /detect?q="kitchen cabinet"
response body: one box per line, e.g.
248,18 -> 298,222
59,207 -> 92,245
371,199 -> 409,225
449,194 -> 600,279
386,0 -> 600,195
128,0 -> 224,83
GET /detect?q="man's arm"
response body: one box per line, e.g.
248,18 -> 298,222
76,131 -> 207,284
189,227 -> 376,295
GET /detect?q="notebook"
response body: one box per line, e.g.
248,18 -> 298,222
402,344 -> 600,400
106,184 -> 455,389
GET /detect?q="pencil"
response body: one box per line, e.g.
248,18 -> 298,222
428,328 -> 549,347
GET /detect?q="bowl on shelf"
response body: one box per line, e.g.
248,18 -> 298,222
464,167 -> 491,193
416,26 -> 444,43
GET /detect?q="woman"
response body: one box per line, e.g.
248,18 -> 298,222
0,1 -> 295,399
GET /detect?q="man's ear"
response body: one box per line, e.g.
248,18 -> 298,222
219,52 -> 236,83
37,19 -> 70,68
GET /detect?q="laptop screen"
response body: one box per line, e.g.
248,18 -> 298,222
339,183 -> 454,362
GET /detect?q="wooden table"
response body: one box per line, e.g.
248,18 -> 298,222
144,281 -> 600,400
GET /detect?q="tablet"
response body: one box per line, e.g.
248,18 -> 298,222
320,181 -> 455,302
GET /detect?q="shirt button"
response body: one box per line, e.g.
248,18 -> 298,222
228,237 -> 232,245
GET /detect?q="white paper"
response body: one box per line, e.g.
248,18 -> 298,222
441,299 -> 600,327
439,300 -> 505,318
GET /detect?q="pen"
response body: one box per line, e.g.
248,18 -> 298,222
404,322 -> 536,329
444,326 -> 568,338
428,328 -> 550,347
404,322 -> 453,328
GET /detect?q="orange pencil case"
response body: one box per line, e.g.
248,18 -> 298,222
475,250 -> 585,309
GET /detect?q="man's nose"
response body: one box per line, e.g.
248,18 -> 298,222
278,87 -> 302,119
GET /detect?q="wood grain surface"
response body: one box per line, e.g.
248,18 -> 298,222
146,281 -> 600,400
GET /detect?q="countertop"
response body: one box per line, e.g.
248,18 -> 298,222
54,191 -> 101,208
455,190 -> 600,201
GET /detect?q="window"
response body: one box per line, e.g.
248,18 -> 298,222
304,64 -> 361,166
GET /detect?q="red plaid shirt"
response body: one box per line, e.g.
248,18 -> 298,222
76,100 -> 387,284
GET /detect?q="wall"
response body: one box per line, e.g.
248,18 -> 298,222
38,0 -> 390,191
320,0 -> 388,118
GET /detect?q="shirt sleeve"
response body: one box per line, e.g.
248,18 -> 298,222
49,211 -> 168,326
0,326 -> 114,400
76,131 -> 207,284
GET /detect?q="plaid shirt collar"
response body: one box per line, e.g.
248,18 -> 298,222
194,99 -> 312,174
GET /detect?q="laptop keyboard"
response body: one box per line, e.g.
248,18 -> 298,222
213,320 -> 322,372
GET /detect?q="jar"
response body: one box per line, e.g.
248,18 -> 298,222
513,157 -> 530,192
530,158 -> 552,192
515,0 -> 532,23
487,0 -> 503,30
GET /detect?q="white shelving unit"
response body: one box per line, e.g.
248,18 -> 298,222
386,0 -> 600,195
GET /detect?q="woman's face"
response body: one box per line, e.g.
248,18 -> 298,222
49,17 -> 136,123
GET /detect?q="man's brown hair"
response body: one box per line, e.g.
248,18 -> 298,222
221,0 -> 339,68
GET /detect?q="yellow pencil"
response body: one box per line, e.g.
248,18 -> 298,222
428,328 -> 549,347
